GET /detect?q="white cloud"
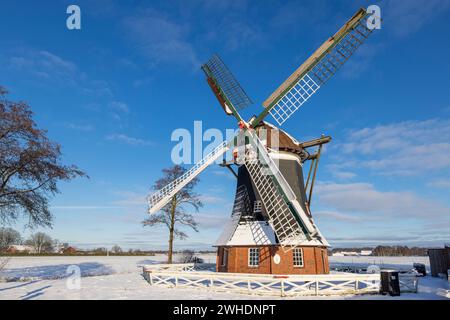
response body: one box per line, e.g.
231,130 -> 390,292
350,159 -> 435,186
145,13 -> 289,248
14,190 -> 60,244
112,191 -> 147,207
8,49 -> 112,97
314,210 -> 364,223
106,133 -> 153,146
339,43 -> 383,79
210,169 -> 236,180
195,213 -> 229,229
121,3 -> 268,68
384,0 -> 450,38
333,118 -> 450,176
427,179 -> 450,189
198,195 -> 225,204
123,11 -> 199,68
109,101 -> 129,114
331,171 -> 356,180
316,182 -> 450,219
51,205 -> 121,210
327,234 -> 450,247
64,123 -> 94,132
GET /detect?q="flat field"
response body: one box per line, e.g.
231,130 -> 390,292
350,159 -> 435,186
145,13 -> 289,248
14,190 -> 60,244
0,254 -> 448,300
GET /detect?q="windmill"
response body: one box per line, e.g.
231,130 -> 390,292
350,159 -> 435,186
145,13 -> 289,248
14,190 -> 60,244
147,8 -> 377,274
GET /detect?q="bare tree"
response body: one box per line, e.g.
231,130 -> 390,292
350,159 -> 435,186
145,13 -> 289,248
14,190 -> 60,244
0,227 -> 22,252
111,244 -> 122,254
177,249 -> 195,263
143,165 -> 203,263
25,232 -> 53,254
0,87 -> 86,227
93,247 -> 107,255
177,249 -> 204,263
0,257 -> 10,272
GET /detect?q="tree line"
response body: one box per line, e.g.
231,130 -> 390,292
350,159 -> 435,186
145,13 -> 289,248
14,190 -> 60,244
0,227 -> 69,254
331,246 -> 429,256
372,245 -> 428,256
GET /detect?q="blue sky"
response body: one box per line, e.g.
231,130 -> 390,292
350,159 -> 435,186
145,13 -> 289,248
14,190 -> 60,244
1,0 -> 450,250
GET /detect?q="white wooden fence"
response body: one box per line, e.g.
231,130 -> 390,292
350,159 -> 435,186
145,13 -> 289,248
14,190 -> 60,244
145,263 -> 216,272
142,264 -> 419,297
143,265 -> 382,297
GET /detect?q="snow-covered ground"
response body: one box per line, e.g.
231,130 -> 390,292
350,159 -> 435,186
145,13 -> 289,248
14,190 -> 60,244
0,254 -> 449,300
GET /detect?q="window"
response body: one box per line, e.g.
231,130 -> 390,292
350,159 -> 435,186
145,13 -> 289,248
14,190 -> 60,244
221,248 -> 228,267
248,248 -> 260,267
253,200 -> 262,213
293,248 -> 304,267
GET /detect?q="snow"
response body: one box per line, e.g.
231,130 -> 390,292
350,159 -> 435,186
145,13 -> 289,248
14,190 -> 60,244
0,255 -> 449,300
216,221 -> 327,247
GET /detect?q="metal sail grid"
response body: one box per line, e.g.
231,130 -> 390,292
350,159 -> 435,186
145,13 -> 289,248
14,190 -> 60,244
269,16 -> 374,125
205,54 -> 253,111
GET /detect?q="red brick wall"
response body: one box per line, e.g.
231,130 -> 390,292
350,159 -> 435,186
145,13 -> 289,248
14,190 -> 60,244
216,245 -> 329,274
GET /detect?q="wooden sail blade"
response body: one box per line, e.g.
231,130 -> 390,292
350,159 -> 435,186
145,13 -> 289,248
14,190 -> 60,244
202,54 -> 253,116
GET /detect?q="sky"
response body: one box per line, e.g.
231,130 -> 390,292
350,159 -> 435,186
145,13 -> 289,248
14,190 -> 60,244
1,0 -> 450,250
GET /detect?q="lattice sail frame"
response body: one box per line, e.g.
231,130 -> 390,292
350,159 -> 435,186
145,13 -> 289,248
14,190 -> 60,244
203,54 -> 253,111
245,151 -> 308,248
148,140 -> 231,213
242,131 -> 321,249
263,11 -> 375,126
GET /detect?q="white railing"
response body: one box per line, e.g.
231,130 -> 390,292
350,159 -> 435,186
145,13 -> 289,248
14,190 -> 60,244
142,265 -> 381,297
144,263 -> 216,272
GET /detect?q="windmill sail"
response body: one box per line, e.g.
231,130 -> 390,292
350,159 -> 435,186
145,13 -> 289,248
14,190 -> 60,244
202,54 -> 253,115
148,140 -> 231,214
257,8 -> 375,126
244,131 -> 319,249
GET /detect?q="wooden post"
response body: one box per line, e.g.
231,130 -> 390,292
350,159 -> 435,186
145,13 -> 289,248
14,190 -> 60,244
414,277 -> 419,293
281,279 -> 285,297
308,144 -> 322,205
315,281 -> 319,296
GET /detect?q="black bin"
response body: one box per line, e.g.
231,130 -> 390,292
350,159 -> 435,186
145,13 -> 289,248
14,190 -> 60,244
413,263 -> 426,277
380,271 -> 401,296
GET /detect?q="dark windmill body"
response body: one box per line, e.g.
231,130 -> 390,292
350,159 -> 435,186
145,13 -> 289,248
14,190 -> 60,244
147,8 -> 377,275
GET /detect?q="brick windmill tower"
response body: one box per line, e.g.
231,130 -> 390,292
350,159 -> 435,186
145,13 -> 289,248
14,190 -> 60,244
148,8 -> 378,275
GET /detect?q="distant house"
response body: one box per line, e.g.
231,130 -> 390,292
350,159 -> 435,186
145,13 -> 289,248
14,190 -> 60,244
343,252 -> 359,256
7,245 -> 35,254
332,250 -> 372,257
332,252 -> 345,257
62,246 -> 77,254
